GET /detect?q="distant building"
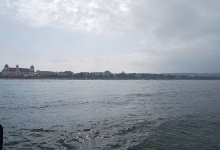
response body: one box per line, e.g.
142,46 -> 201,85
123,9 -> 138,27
36,70 -> 56,76
1,64 -> 35,77
57,72 -> 66,76
36,70 -> 73,77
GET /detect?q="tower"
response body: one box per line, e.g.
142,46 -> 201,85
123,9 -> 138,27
29,65 -> 35,76
30,65 -> 34,72
16,65 -> 19,71
15,65 -> 20,76
4,64 -> 9,71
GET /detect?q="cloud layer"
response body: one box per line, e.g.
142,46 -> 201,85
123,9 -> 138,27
1,0 -> 220,72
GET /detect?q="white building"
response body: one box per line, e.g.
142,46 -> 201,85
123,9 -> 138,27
36,70 -> 57,76
1,64 -> 35,77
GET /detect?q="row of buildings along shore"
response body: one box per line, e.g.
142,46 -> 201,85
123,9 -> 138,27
0,64 -> 112,78
0,64 -> 74,78
1,64 -> 220,79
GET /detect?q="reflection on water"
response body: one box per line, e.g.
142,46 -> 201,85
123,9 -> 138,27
0,80 -> 220,149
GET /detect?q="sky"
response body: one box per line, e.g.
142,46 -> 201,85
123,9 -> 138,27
0,0 -> 220,73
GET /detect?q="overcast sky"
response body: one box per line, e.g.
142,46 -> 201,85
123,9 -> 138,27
0,0 -> 220,73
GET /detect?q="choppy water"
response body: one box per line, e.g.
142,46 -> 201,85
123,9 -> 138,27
0,80 -> 220,150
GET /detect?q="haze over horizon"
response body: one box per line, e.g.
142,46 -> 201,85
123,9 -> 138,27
1,0 -> 220,73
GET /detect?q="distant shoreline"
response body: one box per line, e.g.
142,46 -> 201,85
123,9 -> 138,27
1,72 -> 220,80
0,78 -> 220,80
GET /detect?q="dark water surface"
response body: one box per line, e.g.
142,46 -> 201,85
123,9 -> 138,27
0,80 -> 220,149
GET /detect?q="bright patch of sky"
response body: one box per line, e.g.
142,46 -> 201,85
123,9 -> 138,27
0,0 -> 220,73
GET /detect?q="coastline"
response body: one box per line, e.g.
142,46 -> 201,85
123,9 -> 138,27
0,77 -> 220,80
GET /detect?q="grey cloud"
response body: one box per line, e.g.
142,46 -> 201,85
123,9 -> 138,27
1,0 -> 220,40
1,0 -> 220,72
130,1 -> 220,42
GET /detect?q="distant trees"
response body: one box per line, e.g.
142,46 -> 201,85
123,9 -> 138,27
3,70 -> 219,80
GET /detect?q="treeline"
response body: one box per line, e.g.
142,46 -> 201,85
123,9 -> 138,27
1,72 -> 220,80
34,72 -> 220,80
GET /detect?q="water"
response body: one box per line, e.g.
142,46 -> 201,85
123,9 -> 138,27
0,80 -> 220,150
